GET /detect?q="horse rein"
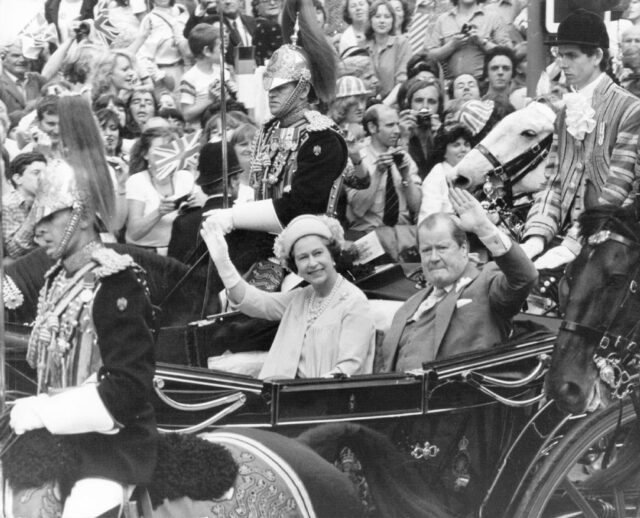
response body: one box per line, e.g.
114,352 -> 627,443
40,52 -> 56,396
475,133 -> 553,205
559,228 -> 640,399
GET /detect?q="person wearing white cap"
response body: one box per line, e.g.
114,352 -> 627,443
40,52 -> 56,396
201,214 -> 376,379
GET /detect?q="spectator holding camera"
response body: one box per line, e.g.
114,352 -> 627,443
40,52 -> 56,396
425,0 -> 510,81
345,104 -> 422,261
398,77 -> 444,179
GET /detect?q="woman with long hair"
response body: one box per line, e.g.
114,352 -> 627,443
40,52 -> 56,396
201,214 -> 376,379
363,0 -> 411,99
229,123 -> 258,203
124,88 -> 159,138
338,0 -> 370,56
90,49 -> 143,101
125,126 -> 195,253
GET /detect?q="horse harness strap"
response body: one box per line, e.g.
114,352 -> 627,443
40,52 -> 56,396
475,133 -> 553,190
560,228 -> 640,398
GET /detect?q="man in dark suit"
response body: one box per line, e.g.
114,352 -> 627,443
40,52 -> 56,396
377,188 -> 537,372
168,141 -> 269,303
184,0 -> 256,66
0,41 -> 46,126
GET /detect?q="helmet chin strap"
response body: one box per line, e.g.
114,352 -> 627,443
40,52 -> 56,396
273,80 -> 309,121
50,205 -> 83,261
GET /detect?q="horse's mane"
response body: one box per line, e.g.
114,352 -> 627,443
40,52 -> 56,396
578,205 -> 640,243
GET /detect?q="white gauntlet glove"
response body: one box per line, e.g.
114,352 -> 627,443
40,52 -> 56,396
10,395 -> 47,435
534,245 -> 577,270
520,237 -> 545,259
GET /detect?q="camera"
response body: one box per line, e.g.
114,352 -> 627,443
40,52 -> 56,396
75,22 -> 91,43
416,109 -> 431,129
461,23 -> 472,35
392,151 -> 404,168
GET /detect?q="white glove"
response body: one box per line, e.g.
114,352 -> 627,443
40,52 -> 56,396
202,208 -> 234,235
520,237 -> 545,259
200,217 -> 241,288
534,245 -> 576,270
10,395 -> 48,435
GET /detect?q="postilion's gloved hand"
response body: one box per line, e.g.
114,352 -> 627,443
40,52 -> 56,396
533,245 -> 577,270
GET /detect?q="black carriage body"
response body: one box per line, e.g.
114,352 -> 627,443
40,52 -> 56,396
6,300 -> 575,516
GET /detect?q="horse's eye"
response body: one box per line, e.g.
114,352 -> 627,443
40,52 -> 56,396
520,129 -> 537,138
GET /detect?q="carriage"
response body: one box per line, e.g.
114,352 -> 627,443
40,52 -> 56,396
4,102 -> 640,517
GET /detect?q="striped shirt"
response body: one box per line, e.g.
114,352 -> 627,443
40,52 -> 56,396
524,75 -> 640,252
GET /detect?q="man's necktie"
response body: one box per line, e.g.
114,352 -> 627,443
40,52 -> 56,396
411,286 -> 448,320
383,169 -> 400,227
230,18 -> 242,46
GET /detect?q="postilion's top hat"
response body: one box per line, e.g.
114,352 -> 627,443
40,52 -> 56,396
546,8 -> 610,49
197,141 -> 244,186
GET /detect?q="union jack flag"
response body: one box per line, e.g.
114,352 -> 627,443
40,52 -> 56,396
154,130 -> 202,181
94,1 -> 120,46
19,13 -> 59,48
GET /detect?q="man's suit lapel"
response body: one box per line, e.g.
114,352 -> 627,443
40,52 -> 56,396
433,263 -> 480,354
0,73 -> 25,108
380,288 -> 429,371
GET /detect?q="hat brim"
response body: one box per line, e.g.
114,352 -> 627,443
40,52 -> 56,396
196,166 -> 244,186
544,36 -> 603,47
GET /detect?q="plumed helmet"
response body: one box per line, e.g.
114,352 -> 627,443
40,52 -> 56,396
265,0 -> 337,102
547,8 -> 609,49
31,159 -> 86,225
263,43 -> 312,92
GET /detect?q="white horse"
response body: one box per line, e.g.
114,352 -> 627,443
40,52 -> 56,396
453,101 -> 557,196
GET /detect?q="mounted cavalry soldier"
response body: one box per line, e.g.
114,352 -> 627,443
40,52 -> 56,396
205,0 -> 349,238
6,95 -> 158,518
521,9 -> 640,269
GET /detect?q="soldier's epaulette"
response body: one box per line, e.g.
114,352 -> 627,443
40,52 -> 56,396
91,247 -> 136,278
304,111 -> 337,132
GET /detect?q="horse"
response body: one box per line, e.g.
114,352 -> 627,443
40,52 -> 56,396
2,423 -> 452,518
452,101 -> 556,239
546,205 -> 640,414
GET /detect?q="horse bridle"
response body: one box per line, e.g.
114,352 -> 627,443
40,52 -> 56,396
475,133 -> 553,206
559,228 -> 640,399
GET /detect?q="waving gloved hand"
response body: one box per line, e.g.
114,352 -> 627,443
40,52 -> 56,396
534,245 -> 576,270
202,208 -> 234,235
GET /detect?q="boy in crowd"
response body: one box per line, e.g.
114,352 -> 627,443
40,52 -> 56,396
179,22 -> 235,125
2,152 -> 45,262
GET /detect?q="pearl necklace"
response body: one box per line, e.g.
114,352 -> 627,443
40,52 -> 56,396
306,275 -> 344,327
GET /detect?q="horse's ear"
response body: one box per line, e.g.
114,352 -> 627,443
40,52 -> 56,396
532,95 -> 562,115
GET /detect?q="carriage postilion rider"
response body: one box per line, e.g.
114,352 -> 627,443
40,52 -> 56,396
521,9 -> 640,270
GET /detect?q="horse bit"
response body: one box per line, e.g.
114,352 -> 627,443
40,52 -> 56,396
474,134 -> 553,240
559,229 -> 640,401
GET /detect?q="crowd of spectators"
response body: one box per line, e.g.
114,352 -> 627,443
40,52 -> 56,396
1,0 -> 639,265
